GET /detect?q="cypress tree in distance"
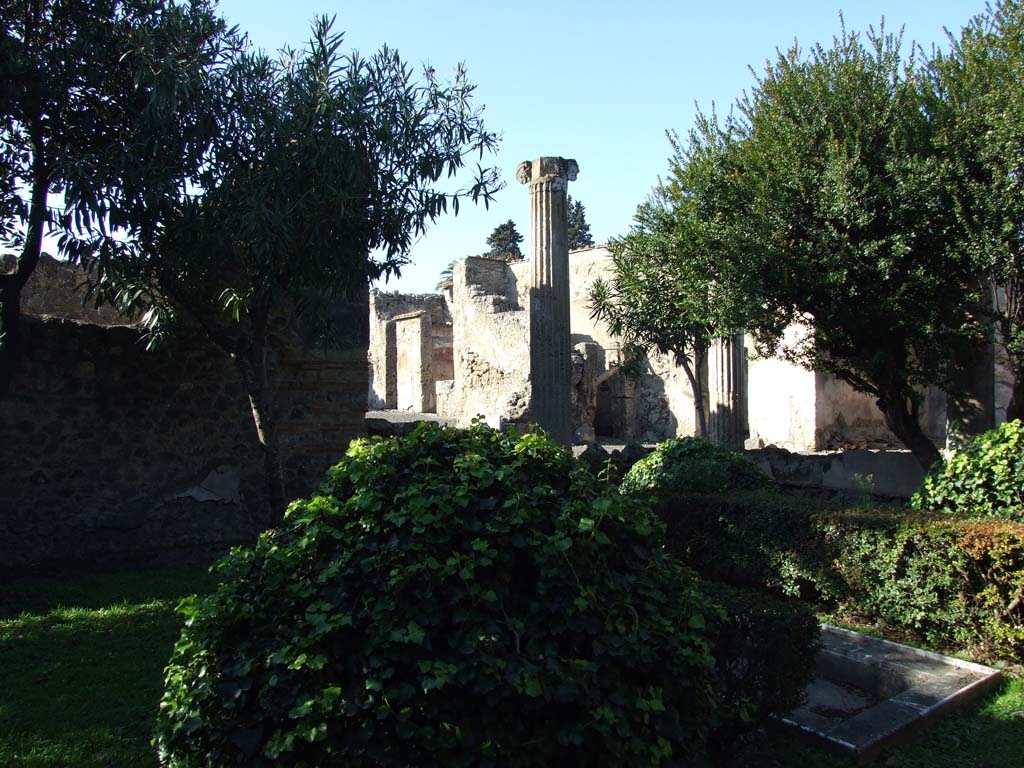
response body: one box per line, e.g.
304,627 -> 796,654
568,195 -> 595,249
483,219 -> 524,261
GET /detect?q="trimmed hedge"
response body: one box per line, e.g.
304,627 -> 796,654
658,492 -> 1024,661
156,424 -> 723,768
620,437 -> 773,497
913,419 -> 1024,521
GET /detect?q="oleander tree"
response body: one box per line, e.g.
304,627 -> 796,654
590,127 -> 749,439
0,0 -> 227,397
80,17 -> 501,514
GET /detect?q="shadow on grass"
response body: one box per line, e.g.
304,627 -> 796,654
1,565 -> 1021,768
0,566 -> 217,768
0,565 -> 220,619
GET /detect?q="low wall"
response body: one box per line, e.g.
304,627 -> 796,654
749,447 -> 927,501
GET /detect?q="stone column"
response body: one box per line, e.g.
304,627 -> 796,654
518,157 -> 578,445
708,333 -> 746,450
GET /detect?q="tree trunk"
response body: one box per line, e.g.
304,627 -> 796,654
680,351 -> 709,439
876,388 -> 941,470
235,341 -> 287,517
0,139 -> 48,399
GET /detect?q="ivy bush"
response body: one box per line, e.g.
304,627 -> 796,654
912,419 -> 1024,521
620,437 -> 772,498
659,492 -> 1024,661
156,424 -> 721,768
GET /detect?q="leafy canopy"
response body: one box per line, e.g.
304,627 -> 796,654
930,0 -> 1024,420
78,16 -> 501,345
0,0 -> 227,393
629,22 -> 986,466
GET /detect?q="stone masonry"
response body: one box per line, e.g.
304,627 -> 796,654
1,257 -> 368,572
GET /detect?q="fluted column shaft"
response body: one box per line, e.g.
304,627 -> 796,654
708,333 -> 746,449
518,156 -> 578,445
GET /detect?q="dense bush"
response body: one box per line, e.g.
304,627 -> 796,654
704,582 -> 819,751
620,437 -> 772,498
658,492 -> 1024,661
156,424 -> 722,768
912,419 -> 1024,521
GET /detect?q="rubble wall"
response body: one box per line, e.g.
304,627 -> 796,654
446,257 -> 530,426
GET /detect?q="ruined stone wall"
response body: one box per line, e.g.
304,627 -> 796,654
747,324 -> 947,451
437,247 -> 706,441
445,257 -> 530,427
367,290 -> 451,410
380,245 -> 1010,451
1,260 -> 367,573
10,253 -> 130,325
568,248 -> 618,350
394,311 -> 434,412
567,247 -> 698,442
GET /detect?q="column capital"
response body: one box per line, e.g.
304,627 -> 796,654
516,157 -> 579,186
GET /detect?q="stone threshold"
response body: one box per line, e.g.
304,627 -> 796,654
780,625 -> 1003,764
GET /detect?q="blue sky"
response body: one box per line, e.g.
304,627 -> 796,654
217,0 -> 979,294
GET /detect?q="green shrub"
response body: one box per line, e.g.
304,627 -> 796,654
912,419 -> 1024,521
156,424 -> 721,768
659,492 -> 847,603
621,437 -> 772,498
658,492 -> 1024,661
704,582 -> 819,752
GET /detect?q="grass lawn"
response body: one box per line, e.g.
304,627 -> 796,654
0,566 -> 1021,767
0,567 -> 218,768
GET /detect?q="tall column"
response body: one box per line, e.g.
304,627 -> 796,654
518,157 -> 578,445
708,333 -> 747,449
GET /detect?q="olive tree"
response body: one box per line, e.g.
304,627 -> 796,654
696,26 -> 983,468
83,17 -> 500,514
931,0 -> 1024,420
601,23 -> 992,468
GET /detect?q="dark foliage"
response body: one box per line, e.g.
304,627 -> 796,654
705,581 -> 819,753
658,491 -> 1024,660
156,424 -> 721,767
567,195 -> 594,249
